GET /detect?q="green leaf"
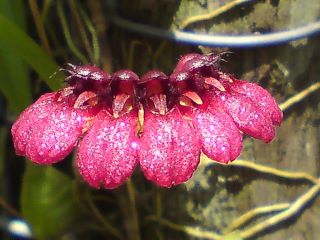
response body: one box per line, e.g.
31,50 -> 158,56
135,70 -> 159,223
0,0 -> 31,112
0,50 -> 31,112
21,162 -> 79,239
0,0 -> 26,28
0,14 -> 62,91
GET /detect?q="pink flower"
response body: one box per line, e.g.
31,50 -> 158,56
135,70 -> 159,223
11,54 -> 283,189
139,107 -> 201,187
11,64 -> 108,164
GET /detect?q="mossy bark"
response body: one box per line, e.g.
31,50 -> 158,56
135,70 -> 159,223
114,1 -> 319,239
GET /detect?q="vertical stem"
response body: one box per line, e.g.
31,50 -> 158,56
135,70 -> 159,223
126,179 -> 141,240
28,0 -> 52,54
156,189 -> 164,240
153,40 -> 168,68
69,0 -> 93,62
0,126 -> 20,218
127,40 -> 152,69
85,190 -> 124,239
86,0 -> 113,72
78,6 -> 100,65
56,0 -> 88,63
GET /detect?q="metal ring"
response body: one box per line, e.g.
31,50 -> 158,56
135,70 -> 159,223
111,14 -> 320,48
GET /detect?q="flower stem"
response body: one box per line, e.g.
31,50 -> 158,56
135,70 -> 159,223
85,191 -> 124,239
86,0 -> 113,72
68,0 -> 93,62
78,5 -> 100,65
126,179 -> 141,240
56,0 -> 88,63
28,0 -> 52,54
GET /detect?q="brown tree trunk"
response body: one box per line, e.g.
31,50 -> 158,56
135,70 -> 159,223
116,1 -> 320,239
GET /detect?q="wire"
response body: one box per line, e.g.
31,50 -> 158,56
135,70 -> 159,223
111,14 -> 320,48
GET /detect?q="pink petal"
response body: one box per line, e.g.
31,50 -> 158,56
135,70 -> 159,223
25,98 -> 96,164
193,109 -> 243,163
230,80 -> 283,125
207,93 -> 275,143
11,93 -> 57,155
139,108 -> 201,187
76,110 -> 139,189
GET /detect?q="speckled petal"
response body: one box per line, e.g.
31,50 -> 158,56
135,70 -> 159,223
193,109 -> 243,163
230,80 -> 283,125
76,110 -> 139,189
207,93 -> 275,143
139,108 -> 201,188
11,93 -> 57,155
25,98 -> 96,164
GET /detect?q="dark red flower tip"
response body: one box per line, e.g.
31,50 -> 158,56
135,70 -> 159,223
180,54 -> 219,76
173,53 -> 201,74
140,70 -> 168,84
64,64 -> 110,93
170,53 -> 220,84
110,70 -> 139,118
110,70 -> 139,97
65,64 -> 110,81
139,70 -> 171,115
11,53 -> 283,189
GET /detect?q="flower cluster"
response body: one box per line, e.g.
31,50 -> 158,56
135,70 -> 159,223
11,53 -> 283,189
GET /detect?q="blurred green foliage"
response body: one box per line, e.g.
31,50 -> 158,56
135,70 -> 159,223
0,0 -> 31,112
21,163 -> 79,239
0,1 -> 319,240
0,1 -> 76,239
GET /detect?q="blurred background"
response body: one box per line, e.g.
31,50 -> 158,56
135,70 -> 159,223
0,0 -> 319,239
